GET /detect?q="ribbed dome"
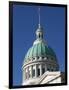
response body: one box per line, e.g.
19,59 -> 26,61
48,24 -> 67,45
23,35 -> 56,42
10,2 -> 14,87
23,25 -> 56,64
24,41 -> 56,63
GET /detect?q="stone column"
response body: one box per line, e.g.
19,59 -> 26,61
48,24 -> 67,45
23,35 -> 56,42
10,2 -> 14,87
40,64 -> 42,76
27,67 -> 29,79
35,64 -> 37,77
31,65 -> 33,78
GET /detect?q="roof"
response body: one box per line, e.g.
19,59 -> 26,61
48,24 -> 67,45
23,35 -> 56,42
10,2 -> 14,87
24,41 -> 56,63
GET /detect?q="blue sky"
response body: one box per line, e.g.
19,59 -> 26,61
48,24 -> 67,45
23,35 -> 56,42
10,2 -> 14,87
13,4 -> 65,86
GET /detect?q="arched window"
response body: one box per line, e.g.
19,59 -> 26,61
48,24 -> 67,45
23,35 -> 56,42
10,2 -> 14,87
37,56 -> 39,59
47,56 -> 49,59
42,56 -> 44,59
47,66 -> 50,71
47,68 -> 50,71
51,67 -> 53,71
42,64 -> 45,74
37,64 -> 40,77
39,33 -> 40,38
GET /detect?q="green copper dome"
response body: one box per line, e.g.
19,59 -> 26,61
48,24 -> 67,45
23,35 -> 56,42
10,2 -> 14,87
24,42 -> 56,62
24,25 -> 56,63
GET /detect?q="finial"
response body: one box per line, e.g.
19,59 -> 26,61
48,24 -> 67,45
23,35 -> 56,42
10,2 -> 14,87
35,6 -> 43,39
38,6 -> 40,28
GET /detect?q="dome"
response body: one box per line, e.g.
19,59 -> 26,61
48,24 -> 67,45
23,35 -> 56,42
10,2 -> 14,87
23,25 -> 57,64
24,41 -> 56,63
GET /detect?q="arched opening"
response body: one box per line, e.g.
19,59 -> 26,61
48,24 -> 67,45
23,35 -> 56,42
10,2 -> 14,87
37,64 -> 40,77
42,64 -> 45,74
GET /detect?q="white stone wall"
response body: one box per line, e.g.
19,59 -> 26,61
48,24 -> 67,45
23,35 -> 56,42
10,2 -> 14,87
49,77 -> 61,84
22,55 -> 59,85
40,71 -> 61,84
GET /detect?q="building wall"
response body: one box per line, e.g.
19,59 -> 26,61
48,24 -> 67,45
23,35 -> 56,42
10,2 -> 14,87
23,71 -> 64,85
40,71 -> 62,84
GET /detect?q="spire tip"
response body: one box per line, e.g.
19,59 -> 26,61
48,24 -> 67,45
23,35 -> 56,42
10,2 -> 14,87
38,7 -> 40,27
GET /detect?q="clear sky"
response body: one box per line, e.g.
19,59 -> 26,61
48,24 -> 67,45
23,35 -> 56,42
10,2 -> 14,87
13,4 -> 65,86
